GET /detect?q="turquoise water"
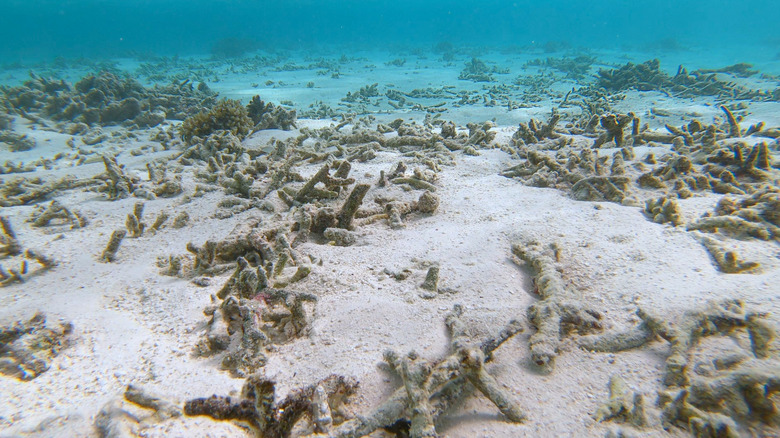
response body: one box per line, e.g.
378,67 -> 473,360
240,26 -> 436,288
1,0 -> 778,61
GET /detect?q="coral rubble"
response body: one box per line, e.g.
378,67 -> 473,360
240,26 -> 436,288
579,299 -> 779,436
0,313 -> 72,380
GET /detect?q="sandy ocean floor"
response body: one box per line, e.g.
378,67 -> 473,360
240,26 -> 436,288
1,46 -> 779,438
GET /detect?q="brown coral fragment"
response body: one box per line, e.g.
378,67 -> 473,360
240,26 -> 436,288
570,176 -> 630,203
125,202 -> 145,238
185,374 -> 358,438
0,312 -> 72,380
660,357 -> 780,437
644,196 -> 683,226
282,163 -> 356,206
0,216 -> 22,257
100,229 -> 127,262
720,105 -> 741,138
337,183 -> 370,230
180,98 -> 252,144
593,375 -> 647,427
594,113 -> 635,148
28,200 -> 88,229
693,233 -> 759,273
511,240 -> 602,370
101,155 -> 136,200
686,215 -> 776,240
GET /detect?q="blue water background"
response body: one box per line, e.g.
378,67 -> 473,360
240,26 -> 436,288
1,0 -> 777,62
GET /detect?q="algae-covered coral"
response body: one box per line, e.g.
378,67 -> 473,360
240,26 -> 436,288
180,98 -> 253,144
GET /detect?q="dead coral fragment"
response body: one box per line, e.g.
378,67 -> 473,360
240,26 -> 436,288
571,176 -> 630,203
0,216 -> 22,257
511,240 -> 602,370
692,189 -> 780,242
511,112 -> 561,146
593,375 -> 647,427
458,58 -> 504,82
596,59 -> 773,100
247,95 -> 297,131
323,228 -> 357,247
94,399 -> 139,438
687,215 -> 776,241
0,218 -> 57,286
693,233 -> 760,273
594,113 -> 635,148
101,155 -> 136,200
720,105 -> 741,138
420,265 -> 440,296
124,384 -> 183,421
0,176 -> 86,207
356,191 -> 440,230
322,305 -> 525,438
95,384 -> 183,438
704,142 -> 774,183
100,229 -> 127,262
280,163 -> 355,206
502,148 -> 630,204
337,183 -> 370,230
28,200 -> 87,229
0,312 -> 72,380
0,131 -> 36,152
125,202 -> 145,238
644,196 -> 683,226
578,299 -> 770,388
149,210 -> 169,233
660,357 -> 780,437
0,248 -> 58,287
185,374 -> 358,438
189,225 -> 318,376
171,211 -> 189,229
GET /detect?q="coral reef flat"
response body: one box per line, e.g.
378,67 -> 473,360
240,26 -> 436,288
1,46 -> 779,438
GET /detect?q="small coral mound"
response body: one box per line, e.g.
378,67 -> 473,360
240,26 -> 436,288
180,98 -> 252,144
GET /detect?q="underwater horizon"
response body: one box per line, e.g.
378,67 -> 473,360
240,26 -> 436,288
2,0 -> 779,62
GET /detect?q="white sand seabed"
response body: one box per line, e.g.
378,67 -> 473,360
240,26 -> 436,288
0,50 -> 779,437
